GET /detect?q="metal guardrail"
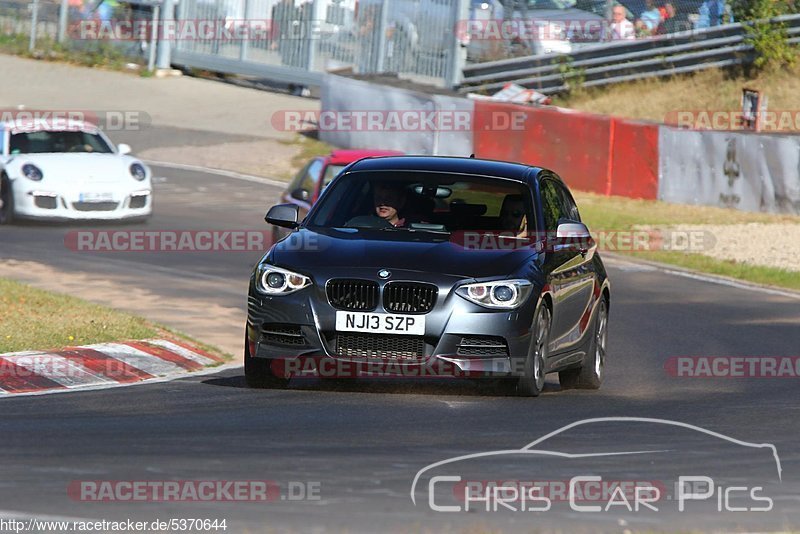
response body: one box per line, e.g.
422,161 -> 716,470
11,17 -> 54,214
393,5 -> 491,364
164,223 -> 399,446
171,48 -> 324,85
459,14 -> 800,94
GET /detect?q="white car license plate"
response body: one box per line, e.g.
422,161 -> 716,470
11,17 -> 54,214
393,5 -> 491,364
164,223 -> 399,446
335,311 -> 425,336
79,192 -> 114,202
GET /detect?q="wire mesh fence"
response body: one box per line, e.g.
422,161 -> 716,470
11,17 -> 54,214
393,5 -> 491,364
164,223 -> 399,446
0,0 -> 794,86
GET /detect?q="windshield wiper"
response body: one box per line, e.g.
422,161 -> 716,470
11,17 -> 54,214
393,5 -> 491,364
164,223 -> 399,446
378,226 -> 451,235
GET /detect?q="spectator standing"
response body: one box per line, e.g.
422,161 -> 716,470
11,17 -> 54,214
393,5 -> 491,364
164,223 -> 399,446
637,0 -> 663,35
697,0 -> 734,28
605,4 -> 635,41
658,3 -> 684,34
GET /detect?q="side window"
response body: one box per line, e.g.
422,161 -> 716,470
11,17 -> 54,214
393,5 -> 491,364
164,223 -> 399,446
300,158 -> 324,196
288,161 -> 312,192
554,181 -> 581,222
539,179 -> 566,231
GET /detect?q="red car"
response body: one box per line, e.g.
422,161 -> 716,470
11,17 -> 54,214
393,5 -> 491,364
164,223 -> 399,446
274,149 -> 403,240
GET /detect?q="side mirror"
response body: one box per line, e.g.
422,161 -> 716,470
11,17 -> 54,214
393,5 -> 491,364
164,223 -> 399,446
290,188 -> 310,202
117,143 -> 132,155
265,203 -> 300,229
554,221 -> 593,254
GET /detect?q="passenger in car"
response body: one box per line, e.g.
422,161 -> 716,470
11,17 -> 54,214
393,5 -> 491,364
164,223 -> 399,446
499,194 -> 528,237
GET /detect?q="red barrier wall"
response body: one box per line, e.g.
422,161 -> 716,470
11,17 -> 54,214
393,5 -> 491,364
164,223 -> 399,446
473,101 -> 659,199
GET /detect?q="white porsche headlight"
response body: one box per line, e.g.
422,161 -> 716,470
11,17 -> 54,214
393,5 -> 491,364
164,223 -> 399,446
255,264 -> 312,295
130,163 -> 147,181
22,164 -> 43,181
456,279 -> 532,309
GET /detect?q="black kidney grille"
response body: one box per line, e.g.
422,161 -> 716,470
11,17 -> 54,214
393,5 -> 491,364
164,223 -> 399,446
327,279 -> 379,311
384,282 -> 438,314
335,333 -> 425,361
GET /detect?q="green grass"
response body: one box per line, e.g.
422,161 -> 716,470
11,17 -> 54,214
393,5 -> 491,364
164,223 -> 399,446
0,33 -> 145,72
279,135 -> 334,180
574,191 -> 800,291
553,62 -> 800,125
0,278 -> 157,353
630,251 -> 800,291
574,191 -> 800,227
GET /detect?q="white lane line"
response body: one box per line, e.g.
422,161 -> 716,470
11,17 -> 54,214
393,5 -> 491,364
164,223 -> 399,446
145,339 -> 217,366
1,353 -> 115,388
143,160 -> 288,188
86,343 -> 183,376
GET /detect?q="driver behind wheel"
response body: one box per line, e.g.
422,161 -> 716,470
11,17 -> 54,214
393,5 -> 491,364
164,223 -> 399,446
345,182 -> 408,228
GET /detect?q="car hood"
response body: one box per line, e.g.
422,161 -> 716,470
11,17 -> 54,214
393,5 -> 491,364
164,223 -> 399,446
6,153 -> 142,186
270,227 -> 539,280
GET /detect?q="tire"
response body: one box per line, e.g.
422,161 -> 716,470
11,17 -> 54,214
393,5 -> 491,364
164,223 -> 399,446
516,304 -> 551,397
559,297 -> 608,390
0,175 -> 14,225
244,333 -> 290,389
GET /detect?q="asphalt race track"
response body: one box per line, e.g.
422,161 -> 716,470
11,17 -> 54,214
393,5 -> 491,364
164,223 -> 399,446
1,143 -> 799,532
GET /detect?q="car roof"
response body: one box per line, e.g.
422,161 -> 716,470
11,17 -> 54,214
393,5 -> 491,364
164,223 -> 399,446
345,155 -> 539,182
327,149 -> 404,165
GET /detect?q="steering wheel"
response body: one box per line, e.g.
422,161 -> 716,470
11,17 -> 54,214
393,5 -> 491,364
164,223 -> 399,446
67,144 -> 93,153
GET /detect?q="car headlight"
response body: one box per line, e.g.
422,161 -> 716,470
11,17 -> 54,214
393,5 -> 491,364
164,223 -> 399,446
255,264 -> 312,295
129,163 -> 147,181
456,279 -> 532,309
22,164 -> 43,181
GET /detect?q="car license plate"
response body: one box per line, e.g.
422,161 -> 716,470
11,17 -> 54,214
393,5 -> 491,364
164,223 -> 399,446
79,192 -> 113,202
335,311 -> 425,336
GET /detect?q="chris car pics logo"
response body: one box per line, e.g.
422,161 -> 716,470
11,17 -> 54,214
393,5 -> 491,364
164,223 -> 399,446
410,417 -> 781,514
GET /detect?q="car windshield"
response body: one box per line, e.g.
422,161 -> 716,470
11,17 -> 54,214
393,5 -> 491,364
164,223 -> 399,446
9,130 -> 113,154
307,171 -> 535,235
523,0 -> 577,10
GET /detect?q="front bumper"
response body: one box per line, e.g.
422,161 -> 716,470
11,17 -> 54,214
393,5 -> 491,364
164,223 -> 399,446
13,187 -> 152,221
246,270 -> 538,379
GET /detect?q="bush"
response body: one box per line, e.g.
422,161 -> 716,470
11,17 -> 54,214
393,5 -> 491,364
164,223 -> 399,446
732,0 -> 798,69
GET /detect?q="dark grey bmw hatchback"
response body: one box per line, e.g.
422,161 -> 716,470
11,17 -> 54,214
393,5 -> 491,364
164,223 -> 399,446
245,156 -> 610,396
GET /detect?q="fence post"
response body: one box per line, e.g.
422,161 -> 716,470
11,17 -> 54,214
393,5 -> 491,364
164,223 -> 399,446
149,3 -> 160,71
57,0 -> 68,42
28,0 -> 39,51
374,0 -> 388,72
306,0 -> 320,71
445,0 -> 468,88
240,0 -> 251,61
156,0 -> 173,69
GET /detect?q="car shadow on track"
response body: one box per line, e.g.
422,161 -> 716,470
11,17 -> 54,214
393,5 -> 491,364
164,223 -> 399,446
202,374 -> 564,397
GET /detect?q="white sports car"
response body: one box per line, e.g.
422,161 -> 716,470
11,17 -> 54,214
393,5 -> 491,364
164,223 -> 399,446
0,119 -> 152,223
